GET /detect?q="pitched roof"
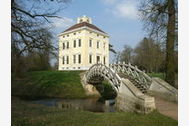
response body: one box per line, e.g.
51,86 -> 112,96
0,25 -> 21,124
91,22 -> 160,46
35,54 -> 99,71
62,22 -> 107,34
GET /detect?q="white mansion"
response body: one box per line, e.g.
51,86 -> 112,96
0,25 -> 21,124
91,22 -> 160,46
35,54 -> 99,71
58,15 -> 109,70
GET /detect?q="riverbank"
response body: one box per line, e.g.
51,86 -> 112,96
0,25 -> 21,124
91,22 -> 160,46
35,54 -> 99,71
12,97 -> 177,126
11,70 -> 178,125
12,71 -> 88,99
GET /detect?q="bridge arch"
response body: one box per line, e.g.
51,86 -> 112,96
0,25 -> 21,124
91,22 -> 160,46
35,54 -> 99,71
85,63 -> 122,92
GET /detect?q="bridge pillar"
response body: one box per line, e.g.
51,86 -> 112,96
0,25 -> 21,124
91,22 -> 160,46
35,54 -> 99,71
115,93 -> 156,113
115,78 -> 156,113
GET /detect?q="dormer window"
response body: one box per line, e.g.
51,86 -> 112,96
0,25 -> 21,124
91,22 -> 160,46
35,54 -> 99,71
80,19 -> 83,23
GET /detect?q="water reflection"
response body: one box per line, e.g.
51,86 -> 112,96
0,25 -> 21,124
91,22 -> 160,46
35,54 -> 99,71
33,98 -> 116,113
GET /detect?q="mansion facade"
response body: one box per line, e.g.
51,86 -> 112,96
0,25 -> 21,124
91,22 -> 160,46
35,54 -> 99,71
58,15 -> 109,70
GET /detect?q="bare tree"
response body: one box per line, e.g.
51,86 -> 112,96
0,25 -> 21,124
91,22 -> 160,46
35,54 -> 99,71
25,51 -> 51,71
109,44 -> 116,54
11,0 -> 70,76
165,0 -> 176,85
120,45 -> 133,64
139,0 -> 177,85
133,37 -> 164,73
113,51 -> 121,64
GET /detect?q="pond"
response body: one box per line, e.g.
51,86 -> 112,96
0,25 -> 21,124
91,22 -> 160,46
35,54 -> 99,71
32,98 -> 116,113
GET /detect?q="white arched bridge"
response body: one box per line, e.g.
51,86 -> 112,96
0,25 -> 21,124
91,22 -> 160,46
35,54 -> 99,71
82,63 -> 178,113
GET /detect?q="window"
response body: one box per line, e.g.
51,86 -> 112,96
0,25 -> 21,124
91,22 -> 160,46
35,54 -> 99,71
103,42 -> 105,49
78,54 -> 81,64
96,56 -> 100,63
74,40 -> 76,48
103,36 -> 106,38
67,42 -> 69,49
89,55 -> 92,64
104,56 -> 106,64
63,43 -> 65,49
73,33 -> 76,35
97,34 -> 99,37
67,34 -> 69,37
78,39 -> 81,47
73,55 -> 76,64
63,36 -> 65,38
89,39 -> 92,47
97,41 -> 99,49
67,56 -> 69,64
62,56 -> 65,64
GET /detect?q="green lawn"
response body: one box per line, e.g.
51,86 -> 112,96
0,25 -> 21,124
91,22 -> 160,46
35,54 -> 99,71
148,73 -> 166,80
12,97 -> 178,126
12,71 -> 87,99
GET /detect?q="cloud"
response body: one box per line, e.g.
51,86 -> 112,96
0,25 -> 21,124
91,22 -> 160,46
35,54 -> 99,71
52,17 -> 74,30
113,1 -> 138,19
102,0 -> 139,20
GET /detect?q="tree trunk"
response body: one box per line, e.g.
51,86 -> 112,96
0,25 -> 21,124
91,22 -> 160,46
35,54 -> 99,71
165,0 -> 176,86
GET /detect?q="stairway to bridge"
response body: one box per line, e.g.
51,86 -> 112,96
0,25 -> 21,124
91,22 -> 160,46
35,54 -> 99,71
118,73 -> 147,93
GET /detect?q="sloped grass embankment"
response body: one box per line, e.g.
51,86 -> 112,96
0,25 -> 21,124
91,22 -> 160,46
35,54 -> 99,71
12,71 -> 87,99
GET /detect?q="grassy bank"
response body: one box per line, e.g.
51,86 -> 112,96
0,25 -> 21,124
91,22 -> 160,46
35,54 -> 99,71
12,71 -> 87,99
12,97 -> 178,126
148,73 -> 166,80
147,72 -> 178,88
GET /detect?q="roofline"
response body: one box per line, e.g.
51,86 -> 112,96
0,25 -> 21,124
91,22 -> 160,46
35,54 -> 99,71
58,26 -> 109,37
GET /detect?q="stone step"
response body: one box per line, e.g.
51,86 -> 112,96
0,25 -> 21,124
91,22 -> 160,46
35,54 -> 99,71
118,72 -> 147,93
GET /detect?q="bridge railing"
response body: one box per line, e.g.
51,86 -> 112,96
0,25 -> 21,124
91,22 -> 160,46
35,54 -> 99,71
85,63 -> 152,92
109,63 -> 152,89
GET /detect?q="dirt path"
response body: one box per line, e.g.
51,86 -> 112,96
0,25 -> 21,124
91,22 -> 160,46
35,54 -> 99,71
155,96 -> 178,120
